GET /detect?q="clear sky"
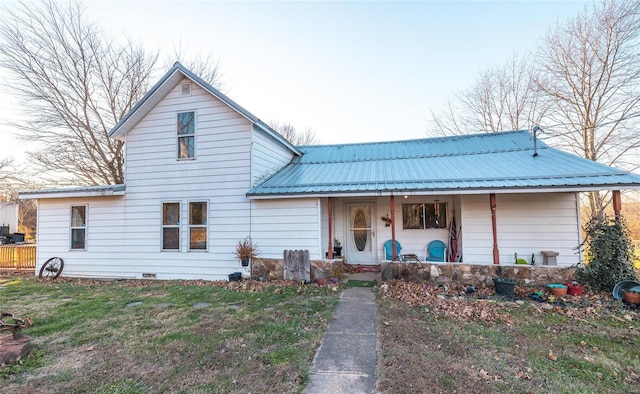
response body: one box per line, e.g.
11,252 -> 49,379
0,0 -> 588,164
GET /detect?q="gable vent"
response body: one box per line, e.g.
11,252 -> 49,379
181,83 -> 191,95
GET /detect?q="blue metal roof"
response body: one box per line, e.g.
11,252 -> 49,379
247,130 -> 640,197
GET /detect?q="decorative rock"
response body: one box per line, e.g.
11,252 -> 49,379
157,303 -> 173,308
126,301 -> 143,307
0,336 -> 30,365
193,302 -> 211,309
430,265 -> 440,278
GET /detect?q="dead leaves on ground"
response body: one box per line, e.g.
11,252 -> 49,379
380,280 -> 640,325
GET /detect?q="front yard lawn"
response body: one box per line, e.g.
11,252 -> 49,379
0,276 -> 338,393
1,275 -> 639,393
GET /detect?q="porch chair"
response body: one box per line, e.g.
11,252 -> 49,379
425,240 -> 446,262
384,240 -> 402,260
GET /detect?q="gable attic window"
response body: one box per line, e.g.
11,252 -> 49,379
181,82 -> 191,95
402,203 -> 447,229
70,205 -> 87,250
177,111 -> 195,159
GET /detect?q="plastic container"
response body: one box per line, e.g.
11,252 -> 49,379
622,290 -> 640,304
547,283 -> 568,296
563,282 -> 585,296
228,272 -> 242,282
612,280 -> 640,300
493,278 -> 516,297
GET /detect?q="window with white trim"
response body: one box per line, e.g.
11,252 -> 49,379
189,201 -> 207,250
177,111 -> 195,159
162,202 -> 180,250
402,203 -> 447,229
70,205 -> 87,250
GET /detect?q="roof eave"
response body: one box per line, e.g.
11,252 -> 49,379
247,184 -> 640,199
19,185 -> 126,200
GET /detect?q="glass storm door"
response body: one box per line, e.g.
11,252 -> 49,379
347,204 -> 376,264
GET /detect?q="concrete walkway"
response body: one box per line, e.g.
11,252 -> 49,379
305,285 -> 378,394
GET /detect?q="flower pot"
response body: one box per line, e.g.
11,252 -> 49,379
241,258 -> 250,267
316,278 -> 328,286
548,284 -> 567,296
493,278 -> 516,297
567,284 -> 584,296
622,290 -> 640,305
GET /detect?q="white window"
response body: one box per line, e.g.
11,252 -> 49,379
70,205 -> 87,250
162,202 -> 180,250
177,111 -> 195,159
189,201 -> 207,250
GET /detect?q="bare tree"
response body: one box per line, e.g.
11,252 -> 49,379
165,43 -> 223,91
427,54 -> 544,136
535,0 -> 640,217
0,1 -> 221,186
269,121 -> 320,146
0,158 -> 14,185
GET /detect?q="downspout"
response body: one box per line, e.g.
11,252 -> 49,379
328,197 -> 333,259
490,193 -> 500,264
390,195 -> 397,260
575,193 -> 583,264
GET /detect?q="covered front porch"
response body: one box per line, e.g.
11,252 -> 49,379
320,190 -> 607,269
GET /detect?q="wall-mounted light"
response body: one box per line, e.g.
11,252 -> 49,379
403,195 -> 408,199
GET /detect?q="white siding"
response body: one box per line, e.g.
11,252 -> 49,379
461,193 -> 581,266
35,197 -> 127,278
251,127 -> 295,185
251,199 -> 321,258
34,78 -> 321,280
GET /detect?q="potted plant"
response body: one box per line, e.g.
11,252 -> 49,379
233,237 -> 259,267
563,281 -> 585,296
333,238 -> 342,257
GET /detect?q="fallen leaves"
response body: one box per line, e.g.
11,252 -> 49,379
380,280 -> 513,324
379,280 -> 640,325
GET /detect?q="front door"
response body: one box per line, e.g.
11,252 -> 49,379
347,203 -> 376,264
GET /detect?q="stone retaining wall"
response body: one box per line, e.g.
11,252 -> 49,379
248,258 -> 575,285
381,262 -> 576,286
250,258 -> 344,281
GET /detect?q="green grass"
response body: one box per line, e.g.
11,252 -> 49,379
0,277 -> 339,393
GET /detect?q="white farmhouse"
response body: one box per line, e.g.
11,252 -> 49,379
20,63 -> 640,280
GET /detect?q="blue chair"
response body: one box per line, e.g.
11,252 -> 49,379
384,240 -> 402,260
425,240 -> 446,262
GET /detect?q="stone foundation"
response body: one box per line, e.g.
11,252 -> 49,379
250,258 -> 344,281
381,262 -> 576,286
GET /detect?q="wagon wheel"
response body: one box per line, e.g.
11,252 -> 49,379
39,257 -> 64,279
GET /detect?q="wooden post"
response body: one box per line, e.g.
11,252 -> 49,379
328,197 -> 333,259
613,190 -> 621,219
390,195 -> 397,260
490,193 -> 500,265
